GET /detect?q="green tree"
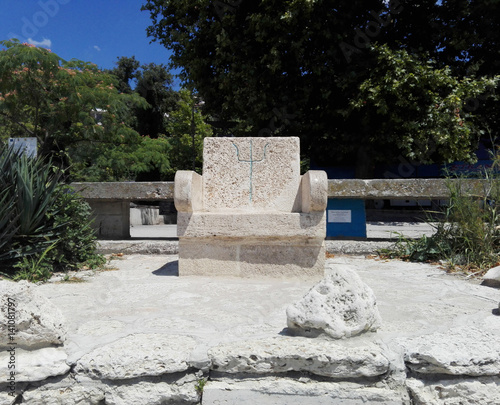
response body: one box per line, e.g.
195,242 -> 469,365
348,45 -> 499,176
109,57 -> 178,139
142,0 -> 500,177
0,39 -> 148,174
164,89 -> 213,178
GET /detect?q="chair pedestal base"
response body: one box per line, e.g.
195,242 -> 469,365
178,238 -> 325,278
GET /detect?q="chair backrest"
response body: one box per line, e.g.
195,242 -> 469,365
202,137 -> 301,212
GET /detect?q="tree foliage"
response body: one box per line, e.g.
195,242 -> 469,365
165,89 -> 213,177
349,45 -> 499,173
108,56 -> 179,138
143,0 -> 500,177
0,39 -> 148,171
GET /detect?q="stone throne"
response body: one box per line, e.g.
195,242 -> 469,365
174,137 -> 327,277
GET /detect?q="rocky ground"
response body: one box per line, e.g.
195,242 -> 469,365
1,254 -> 499,404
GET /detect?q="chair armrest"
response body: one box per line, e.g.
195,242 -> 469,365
174,171 -> 203,212
301,170 -> 327,213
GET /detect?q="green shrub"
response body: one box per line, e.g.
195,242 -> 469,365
384,163 -> 500,272
0,144 -> 105,281
46,186 -> 106,272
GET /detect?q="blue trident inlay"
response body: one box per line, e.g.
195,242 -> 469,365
232,140 -> 269,202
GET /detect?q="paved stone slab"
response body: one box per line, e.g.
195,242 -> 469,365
102,373 -> 200,405
397,327 -> 500,376
22,375 -> 105,405
203,378 -> 408,405
208,336 -> 390,378
75,334 -> 197,380
406,377 -> 500,405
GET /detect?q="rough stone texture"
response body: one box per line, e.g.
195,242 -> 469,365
203,378 -> 408,405
0,347 -> 70,383
286,264 -> 381,338
75,334 -> 197,380
102,373 -> 200,405
0,280 -> 66,349
482,265 -> 500,287
0,393 -> 14,405
406,377 -> 500,405
208,336 -> 390,378
22,376 -> 105,405
398,327 -> 500,376
202,137 -> 301,211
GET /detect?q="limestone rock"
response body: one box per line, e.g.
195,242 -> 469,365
208,336 -> 390,378
0,347 -> 70,383
407,377 -> 500,405
398,327 -> 500,376
203,378 -> 408,405
103,373 -> 201,405
0,392 -> 16,405
286,264 -> 381,338
482,265 -> 500,287
75,334 -> 197,380
0,280 -> 66,349
22,376 -> 105,405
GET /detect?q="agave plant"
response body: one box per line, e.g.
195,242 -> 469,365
0,144 -> 63,264
0,186 -> 20,260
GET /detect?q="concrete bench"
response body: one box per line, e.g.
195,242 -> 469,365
71,177 -> 489,240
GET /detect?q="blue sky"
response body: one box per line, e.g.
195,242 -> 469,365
0,0 -> 181,88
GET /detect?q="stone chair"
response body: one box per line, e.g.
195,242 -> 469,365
174,137 -> 327,277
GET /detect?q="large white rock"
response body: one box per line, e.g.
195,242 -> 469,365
0,280 -> 66,349
398,327 -> 500,376
482,265 -> 500,287
203,378 -> 408,405
0,347 -> 70,383
208,336 -> 390,378
75,334 -> 197,380
406,377 -> 500,405
286,264 -> 381,338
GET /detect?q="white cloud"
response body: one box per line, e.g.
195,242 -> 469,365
94,45 -> 101,51
27,38 -> 52,48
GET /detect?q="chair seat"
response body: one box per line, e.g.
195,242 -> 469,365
177,211 -> 325,239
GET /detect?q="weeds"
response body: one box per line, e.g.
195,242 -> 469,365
383,158 -> 500,273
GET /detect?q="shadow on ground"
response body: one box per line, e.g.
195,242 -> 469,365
152,261 -> 179,276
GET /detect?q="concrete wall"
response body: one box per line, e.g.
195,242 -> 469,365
72,179 -> 491,240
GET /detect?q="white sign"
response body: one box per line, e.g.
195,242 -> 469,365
9,138 -> 37,158
328,210 -> 352,223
